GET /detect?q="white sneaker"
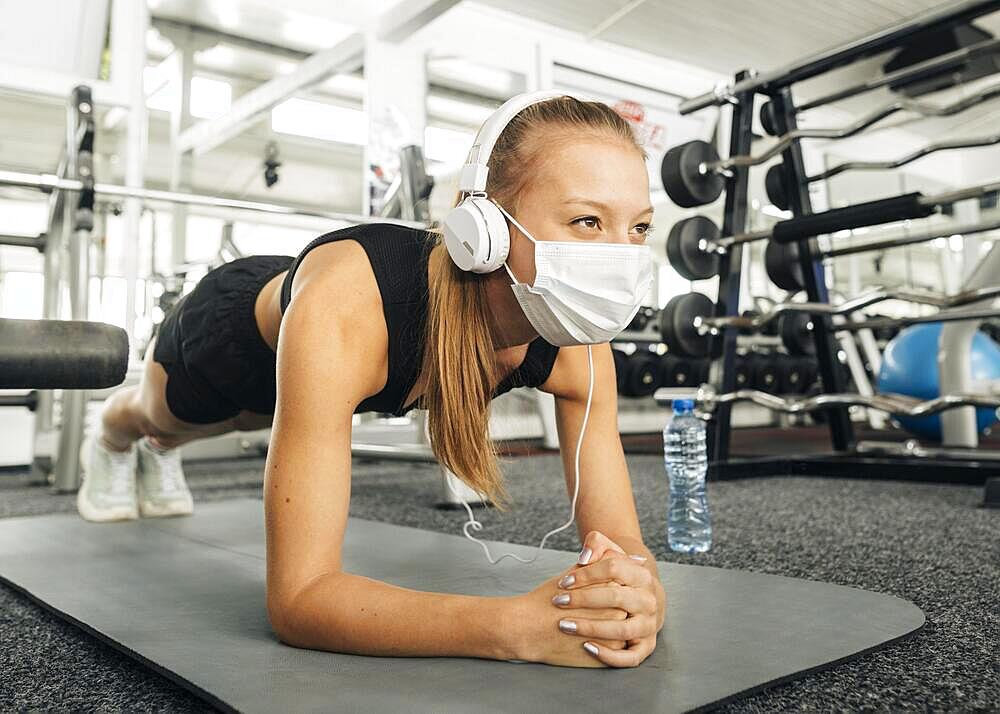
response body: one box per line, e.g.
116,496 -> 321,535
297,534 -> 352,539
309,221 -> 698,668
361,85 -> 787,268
135,438 -> 194,518
77,435 -> 139,523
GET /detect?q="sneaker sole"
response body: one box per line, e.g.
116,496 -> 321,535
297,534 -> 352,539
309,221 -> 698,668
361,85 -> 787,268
138,497 -> 194,518
77,436 -> 139,523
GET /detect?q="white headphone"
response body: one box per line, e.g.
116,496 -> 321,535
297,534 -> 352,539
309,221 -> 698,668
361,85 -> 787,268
442,89 -> 582,274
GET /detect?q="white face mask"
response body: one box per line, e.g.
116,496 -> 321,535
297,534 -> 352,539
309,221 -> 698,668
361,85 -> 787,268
492,201 -> 654,346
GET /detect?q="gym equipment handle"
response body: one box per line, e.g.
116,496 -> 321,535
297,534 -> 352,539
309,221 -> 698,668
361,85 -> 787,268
771,193 -> 936,244
0,318 -> 129,389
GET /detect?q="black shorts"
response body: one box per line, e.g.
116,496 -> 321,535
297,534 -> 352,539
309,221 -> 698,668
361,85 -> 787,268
152,255 -> 294,425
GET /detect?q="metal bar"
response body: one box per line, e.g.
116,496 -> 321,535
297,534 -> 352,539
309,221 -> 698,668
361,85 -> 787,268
719,83 -> 1000,170
701,286 -> 1000,334
825,217 -> 1000,258
772,87 -> 854,450
176,32 -> 364,156
0,233 -> 45,250
797,36 -> 1000,112
707,71 -> 755,467
939,240 -> 1000,446
351,443 -> 437,462
855,440 -> 1000,461
679,0 -> 1000,114
0,393 -> 38,410
52,87 -> 92,494
151,17 -> 311,62
655,385 -> 1000,418
811,133 -> 1000,182
921,180 -> 1000,208
0,169 -> 427,229
845,306 -> 1000,332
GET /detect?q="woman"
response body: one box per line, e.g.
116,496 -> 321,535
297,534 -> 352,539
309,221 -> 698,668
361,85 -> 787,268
77,91 -> 666,668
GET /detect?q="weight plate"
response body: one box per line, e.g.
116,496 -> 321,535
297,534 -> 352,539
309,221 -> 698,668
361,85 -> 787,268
624,352 -> 661,397
765,163 -> 790,211
779,311 -> 816,356
666,216 -> 721,280
774,354 -> 799,394
659,292 -> 714,358
765,239 -> 804,292
798,357 -> 819,393
661,140 -> 725,208
749,353 -> 780,394
759,101 -> 780,137
733,354 -> 752,388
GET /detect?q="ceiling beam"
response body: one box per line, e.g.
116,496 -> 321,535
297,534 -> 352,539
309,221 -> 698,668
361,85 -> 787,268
376,0 -> 462,42
151,16 -> 311,61
176,32 -> 365,156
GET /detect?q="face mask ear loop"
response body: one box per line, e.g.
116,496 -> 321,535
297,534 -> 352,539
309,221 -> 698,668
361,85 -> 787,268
448,344 -> 595,566
492,199 -> 537,291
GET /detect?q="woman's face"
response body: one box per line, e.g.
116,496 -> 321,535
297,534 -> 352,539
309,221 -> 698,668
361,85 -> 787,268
504,136 -> 654,285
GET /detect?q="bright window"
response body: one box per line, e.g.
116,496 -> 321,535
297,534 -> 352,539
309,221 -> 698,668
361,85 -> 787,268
271,98 -> 367,145
424,125 -> 474,165
0,272 -> 43,319
146,75 -> 233,119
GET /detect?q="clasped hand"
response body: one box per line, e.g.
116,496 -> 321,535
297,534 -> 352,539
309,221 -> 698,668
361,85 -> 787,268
518,531 -> 663,668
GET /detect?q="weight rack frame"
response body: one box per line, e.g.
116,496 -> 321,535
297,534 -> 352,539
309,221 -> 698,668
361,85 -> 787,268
685,0 -> 1000,489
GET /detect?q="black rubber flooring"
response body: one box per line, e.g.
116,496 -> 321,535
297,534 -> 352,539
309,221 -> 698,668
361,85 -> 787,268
1,448 -> 997,712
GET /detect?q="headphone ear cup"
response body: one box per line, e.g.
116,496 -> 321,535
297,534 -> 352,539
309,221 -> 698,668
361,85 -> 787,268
442,196 -> 510,274
469,197 -> 509,274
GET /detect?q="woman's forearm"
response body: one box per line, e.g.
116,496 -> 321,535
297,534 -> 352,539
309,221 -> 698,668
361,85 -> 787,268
273,571 -> 523,661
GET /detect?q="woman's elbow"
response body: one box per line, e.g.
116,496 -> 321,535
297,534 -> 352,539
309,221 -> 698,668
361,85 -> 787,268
267,591 -> 299,644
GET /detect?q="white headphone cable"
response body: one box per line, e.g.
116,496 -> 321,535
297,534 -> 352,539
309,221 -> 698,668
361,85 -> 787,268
445,344 -> 595,564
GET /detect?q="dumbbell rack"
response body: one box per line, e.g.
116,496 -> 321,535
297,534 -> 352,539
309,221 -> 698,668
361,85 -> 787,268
673,0 -> 1000,490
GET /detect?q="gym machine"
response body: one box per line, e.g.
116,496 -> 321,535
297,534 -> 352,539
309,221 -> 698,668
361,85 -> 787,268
655,0 -> 1000,504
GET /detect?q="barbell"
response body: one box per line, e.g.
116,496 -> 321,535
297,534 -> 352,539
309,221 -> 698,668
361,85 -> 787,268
658,286 -> 1000,358
766,132 -> 1000,211
663,181 -> 1000,289
654,383 -> 1000,420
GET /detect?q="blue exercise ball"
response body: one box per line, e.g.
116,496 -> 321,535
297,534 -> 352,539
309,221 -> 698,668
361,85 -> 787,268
876,322 -> 1000,441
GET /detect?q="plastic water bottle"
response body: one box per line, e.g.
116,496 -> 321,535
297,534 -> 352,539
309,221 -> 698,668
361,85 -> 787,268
663,399 -> 712,553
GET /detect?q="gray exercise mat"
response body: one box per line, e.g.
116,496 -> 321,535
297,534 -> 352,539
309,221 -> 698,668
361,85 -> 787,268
0,498 -> 923,713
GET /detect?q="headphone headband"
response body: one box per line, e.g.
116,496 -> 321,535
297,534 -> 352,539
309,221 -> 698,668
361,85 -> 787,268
443,89 -> 587,274
457,89 -> 581,194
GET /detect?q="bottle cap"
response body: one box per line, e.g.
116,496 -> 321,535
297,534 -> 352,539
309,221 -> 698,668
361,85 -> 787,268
672,398 -> 695,413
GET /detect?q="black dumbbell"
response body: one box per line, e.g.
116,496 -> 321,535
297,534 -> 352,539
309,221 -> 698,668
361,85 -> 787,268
797,357 -> 818,394
775,354 -> 803,394
749,353 -> 780,394
733,353 -> 753,389
765,239 -> 804,292
659,292 -> 714,358
779,311 -> 816,356
661,354 -> 697,388
660,140 -> 726,208
765,162 -> 790,211
759,100 -> 780,137
622,352 -> 662,397
666,216 -> 721,280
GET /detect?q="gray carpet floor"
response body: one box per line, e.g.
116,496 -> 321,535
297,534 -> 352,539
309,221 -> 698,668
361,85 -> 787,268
1,452 -> 998,713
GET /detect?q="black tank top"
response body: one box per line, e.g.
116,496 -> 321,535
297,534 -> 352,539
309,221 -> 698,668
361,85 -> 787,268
280,222 -> 560,417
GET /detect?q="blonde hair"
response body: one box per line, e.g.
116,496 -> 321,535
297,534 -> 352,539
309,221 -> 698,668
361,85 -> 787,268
420,95 -> 645,511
